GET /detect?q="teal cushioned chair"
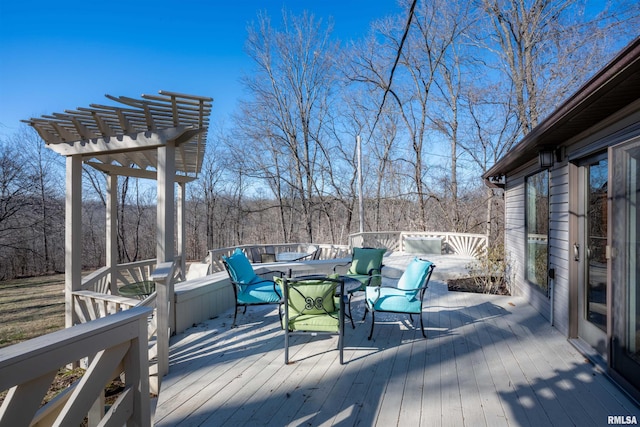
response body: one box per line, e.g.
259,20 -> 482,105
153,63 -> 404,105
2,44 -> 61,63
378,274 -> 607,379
333,247 -> 386,328
277,276 -> 346,365
364,257 -> 435,340
222,248 -> 285,327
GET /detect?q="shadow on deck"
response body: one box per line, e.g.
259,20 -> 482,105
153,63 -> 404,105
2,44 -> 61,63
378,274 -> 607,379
154,258 -> 639,426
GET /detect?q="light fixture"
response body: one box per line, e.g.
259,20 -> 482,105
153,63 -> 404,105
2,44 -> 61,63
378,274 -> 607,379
488,175 -> 505,186
538,149 -> 555,168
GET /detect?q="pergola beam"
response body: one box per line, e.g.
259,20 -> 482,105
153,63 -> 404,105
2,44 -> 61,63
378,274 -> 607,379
85,162 -> 197,183
42,126 -> 191,156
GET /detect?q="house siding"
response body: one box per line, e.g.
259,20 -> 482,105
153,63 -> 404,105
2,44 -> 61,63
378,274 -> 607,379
549,164 -> 571,336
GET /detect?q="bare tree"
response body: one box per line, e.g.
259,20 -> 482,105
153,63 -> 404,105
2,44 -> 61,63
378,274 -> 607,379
464,0 -> 640,239
480,0 -> 640,135
346,0 -> 470,230
19,127 -> 64,272
0,139 -> 35,277
238,9 -> 339,242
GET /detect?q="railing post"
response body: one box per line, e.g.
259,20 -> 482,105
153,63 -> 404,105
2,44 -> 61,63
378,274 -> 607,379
129,310 -> 151,426
151,261 -> 176,382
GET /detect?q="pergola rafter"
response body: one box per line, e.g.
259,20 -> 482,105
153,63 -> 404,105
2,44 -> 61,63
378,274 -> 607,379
23,90 -> 212,178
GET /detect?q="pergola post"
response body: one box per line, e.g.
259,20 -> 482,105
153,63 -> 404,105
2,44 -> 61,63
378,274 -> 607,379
156,140 -> 176,264
106,173 -> 118,294
177,181 -> 187,276
65,154 -> 82,328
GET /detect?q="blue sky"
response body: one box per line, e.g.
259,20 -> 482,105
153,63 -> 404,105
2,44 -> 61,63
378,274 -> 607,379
0,1 -> 404,137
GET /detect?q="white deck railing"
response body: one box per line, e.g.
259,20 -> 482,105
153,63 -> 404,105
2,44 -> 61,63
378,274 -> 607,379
80,259 -> 167,294
206,243 -> 350,273
0,307 -> 153,427
349,231 -> 488,258
72,260 -> 179,397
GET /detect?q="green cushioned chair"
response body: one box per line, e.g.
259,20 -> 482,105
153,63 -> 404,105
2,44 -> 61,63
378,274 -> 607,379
364,257 -> 435,340
333,247 -> 386,328
222,248 -> 285,327
277,276 -> 346,365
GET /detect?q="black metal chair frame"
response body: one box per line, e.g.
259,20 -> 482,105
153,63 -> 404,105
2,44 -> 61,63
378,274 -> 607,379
333,247 -> 384,329
222,258 -> 286,328
364,261 -> 435,340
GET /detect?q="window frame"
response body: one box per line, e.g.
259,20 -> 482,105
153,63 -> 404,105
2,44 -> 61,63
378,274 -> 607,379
524,169 -> 550,296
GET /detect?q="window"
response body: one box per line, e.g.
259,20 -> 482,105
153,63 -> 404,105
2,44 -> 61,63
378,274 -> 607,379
526,170 -> 549,294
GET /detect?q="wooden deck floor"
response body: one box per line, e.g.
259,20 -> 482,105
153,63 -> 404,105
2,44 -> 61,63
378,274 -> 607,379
154,262 -> 639,426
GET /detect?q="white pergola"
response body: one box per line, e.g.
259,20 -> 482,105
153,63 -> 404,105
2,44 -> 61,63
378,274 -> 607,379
23,90 -> 212,326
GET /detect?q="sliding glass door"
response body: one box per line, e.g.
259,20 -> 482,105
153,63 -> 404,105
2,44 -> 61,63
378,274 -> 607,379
610,137 -> 640,391
576,153 -> 608,354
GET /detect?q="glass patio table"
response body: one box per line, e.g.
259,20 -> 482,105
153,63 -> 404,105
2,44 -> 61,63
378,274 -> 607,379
276,252 -> 309,262
292,274 -> 362,295
119,280 -> 156,299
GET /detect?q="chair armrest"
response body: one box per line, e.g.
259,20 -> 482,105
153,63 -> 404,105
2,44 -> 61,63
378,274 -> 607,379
333,262 -> 352,273
368,278 -> 428,294
291,253 -> 314,261
229,276 -> 278,287
257,269 -> 286,278
367,264 -> 384,276
229,276 -> 283,299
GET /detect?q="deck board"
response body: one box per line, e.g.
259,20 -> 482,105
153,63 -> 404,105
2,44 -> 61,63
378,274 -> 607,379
422,306 -> 443,427
398,335 -> 427,426
448,290 -> 485,426
154,258 -> 639,427
454,291 -> 510,427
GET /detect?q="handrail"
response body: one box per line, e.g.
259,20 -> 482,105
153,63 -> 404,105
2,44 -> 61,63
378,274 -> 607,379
71,290 -> 139,323
401,232 -> 488,257
112,258 -> 158,288
0,307 -> 152,427
348,232 -> 402,252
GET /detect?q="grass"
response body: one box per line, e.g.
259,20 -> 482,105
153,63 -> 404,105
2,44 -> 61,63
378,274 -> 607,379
0,273 -> 128,416
0,274 -> 69,407
0,273 -> 66,348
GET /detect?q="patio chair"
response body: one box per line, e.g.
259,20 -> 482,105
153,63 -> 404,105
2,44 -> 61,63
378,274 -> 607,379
185,262 -> 211,280
222,248 -> 285,327
333,247 -> 386,328
364,257 -> 435,340
260,252 -> 277,263
278,276 -> 346,365
296,244 -> 319,260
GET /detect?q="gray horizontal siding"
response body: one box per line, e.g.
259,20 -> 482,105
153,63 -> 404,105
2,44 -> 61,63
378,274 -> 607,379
549,164 -> 571,336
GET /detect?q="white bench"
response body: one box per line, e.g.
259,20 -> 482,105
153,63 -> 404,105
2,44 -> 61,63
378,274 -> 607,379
173,272 -> 234,333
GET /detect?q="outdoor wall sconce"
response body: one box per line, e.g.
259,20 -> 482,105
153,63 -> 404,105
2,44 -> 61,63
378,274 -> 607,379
487,175 -> 505,187
538,149 -> 555,168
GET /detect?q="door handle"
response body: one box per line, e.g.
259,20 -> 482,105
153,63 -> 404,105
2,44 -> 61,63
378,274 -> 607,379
573,244 -> 580,261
